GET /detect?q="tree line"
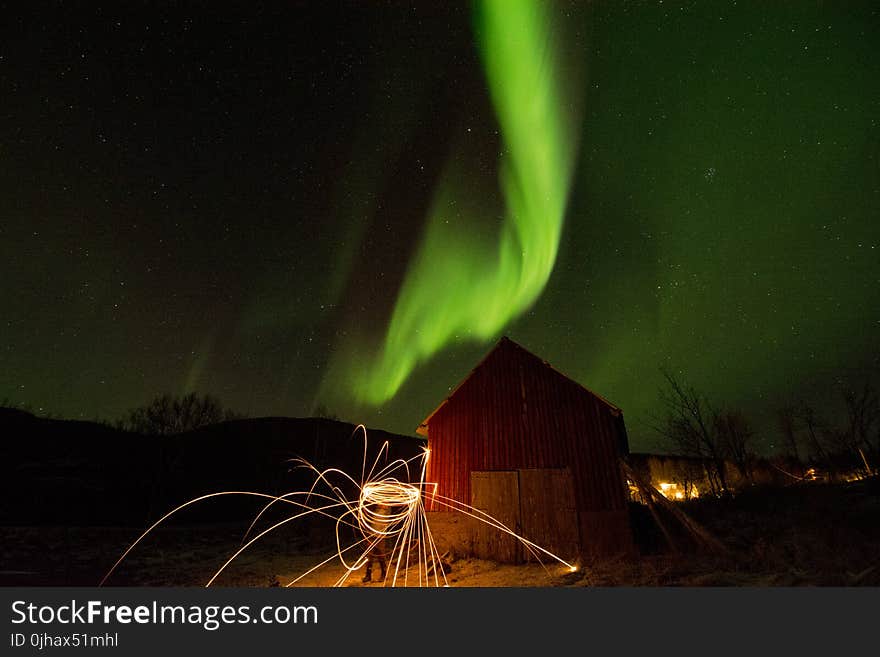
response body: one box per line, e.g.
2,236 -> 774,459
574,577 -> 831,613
652,368 -> 879,497
116,392 -> 245,435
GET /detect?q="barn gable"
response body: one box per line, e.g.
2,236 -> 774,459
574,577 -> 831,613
417,336 -> 624,437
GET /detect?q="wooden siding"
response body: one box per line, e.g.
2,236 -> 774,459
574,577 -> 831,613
518,468 -> 579,562
471,471 -> 521,563
467,468 -> 580,564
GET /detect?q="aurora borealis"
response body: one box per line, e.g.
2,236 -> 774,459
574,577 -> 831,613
322,0 -> 582,405
2,1 -> 879,452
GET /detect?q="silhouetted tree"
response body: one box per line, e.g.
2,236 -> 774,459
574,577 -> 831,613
118,392 -> 242,436
777,406 -> 801,463
652,368 -> 731,497
774,405 -> 808,480
715,409 -> 755,483
794,403 -> 837,479
838,381 -> 878,475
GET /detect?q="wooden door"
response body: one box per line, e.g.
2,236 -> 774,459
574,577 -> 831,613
470,470 -> 521,563
518,468 -> 579,563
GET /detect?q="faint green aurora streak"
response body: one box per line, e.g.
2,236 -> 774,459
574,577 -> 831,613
335,0 -> 584,405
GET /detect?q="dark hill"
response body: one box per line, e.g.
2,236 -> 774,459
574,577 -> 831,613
0,408 -> 424,525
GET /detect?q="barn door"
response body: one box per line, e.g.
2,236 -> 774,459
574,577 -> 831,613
470,470 -> 522,563
518,468 -> 579,563
470,468 -> 579,564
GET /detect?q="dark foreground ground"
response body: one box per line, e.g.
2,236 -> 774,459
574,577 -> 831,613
2,477 -> 878,587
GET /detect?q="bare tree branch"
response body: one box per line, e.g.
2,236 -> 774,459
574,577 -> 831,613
118,392 -> 243,436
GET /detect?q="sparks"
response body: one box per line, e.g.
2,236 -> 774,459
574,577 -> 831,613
101,425 -> 576,587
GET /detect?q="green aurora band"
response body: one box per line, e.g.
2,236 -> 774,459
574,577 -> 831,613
348,0 -> 582,405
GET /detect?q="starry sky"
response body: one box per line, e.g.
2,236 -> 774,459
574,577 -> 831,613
2,1 -> 878,452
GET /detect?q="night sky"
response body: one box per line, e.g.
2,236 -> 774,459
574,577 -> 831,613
2,1 -> 878,452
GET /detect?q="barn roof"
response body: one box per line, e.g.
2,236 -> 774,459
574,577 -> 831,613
415,336 -> 621,436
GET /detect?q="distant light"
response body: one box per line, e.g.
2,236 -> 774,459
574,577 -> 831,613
655,481 -> 699,501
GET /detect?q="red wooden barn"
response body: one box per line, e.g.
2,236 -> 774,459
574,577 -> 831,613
418,337 -> 633,560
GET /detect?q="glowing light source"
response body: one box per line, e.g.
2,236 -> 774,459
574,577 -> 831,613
655,481 -> 699,501
101,425 -> 577,587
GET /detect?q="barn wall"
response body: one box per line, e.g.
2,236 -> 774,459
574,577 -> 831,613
424,511 -> 475,558
424,339 -> 632,556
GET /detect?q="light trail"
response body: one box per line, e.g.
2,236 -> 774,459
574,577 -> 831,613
101,425 -> 578,587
